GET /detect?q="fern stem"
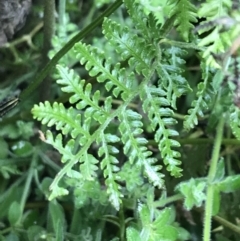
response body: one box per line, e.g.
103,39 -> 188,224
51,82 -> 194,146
203,117 -> 224,241
20,0 -> 123,101
153,193 -> 183,208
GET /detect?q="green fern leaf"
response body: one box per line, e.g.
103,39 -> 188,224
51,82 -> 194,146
30,1 -> 198,208
103,18 -> 156,77
119,109 -> 164,188
198,27 -> 239,68
143,159 -> 165,188
119,109 -> 147,164
74,42 -> 133,100
124,0 -> 161,40
32,102 -> 88,138
184,82 -> 214,130
141,86 -> 182,177
46,130 -> 99,181
157,47 -> 191,108
49,186 -> 69,201
97,133 -> 122,210
198,0 -> 231,18
56,65 -> 111,124
168,0 -> 197,41
80,153 -> 99,180
195,1 -> 240,68
45,131 -> 75,163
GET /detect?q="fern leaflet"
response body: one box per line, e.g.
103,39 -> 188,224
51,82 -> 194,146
168,0 -> 197,41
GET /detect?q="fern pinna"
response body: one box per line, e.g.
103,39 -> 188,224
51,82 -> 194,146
32,0 -> 188,210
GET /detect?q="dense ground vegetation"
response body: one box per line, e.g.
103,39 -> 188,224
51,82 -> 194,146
1,0 -> 240,240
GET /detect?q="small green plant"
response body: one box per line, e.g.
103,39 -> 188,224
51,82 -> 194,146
1,0 -> 240,240
33,0 -> 188,208
31,0 -> 240,240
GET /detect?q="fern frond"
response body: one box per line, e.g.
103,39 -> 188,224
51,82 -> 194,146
168,0 -> 197,41
141,86 -> 182,177
102,18 -> 156,77
56,65 -> 111,124
46,130 -> 100,189
119,109 -> 164,188
45,131 -> 75,164
184,82 -> 213,130
33,60 -> 140,209
196,1 -> 240,68
79,153 -> 99,180
74,42 -> 134,100
32,101 -> 88,138
198,0 -> 231,19
157,47 -> 191,108
119,109 -> 148,164
198,27 -> 239,68
49,186 -> 69,200
97,133 -> 122,210
31,1 -> 192,209
143,159 -> 164,188
46,136 -> 98,200
124,0 -> 148,34
124,0 -> 161,40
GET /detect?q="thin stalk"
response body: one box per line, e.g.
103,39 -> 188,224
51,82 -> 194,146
154,193 -> 184,208
58,0 -> 66,27
213,215 -> 240,234
119,203 -> 125,241
18,151 -> 37,224
40,0 -> 55,102
203,117 -> 224,241
58,0 -> 66,38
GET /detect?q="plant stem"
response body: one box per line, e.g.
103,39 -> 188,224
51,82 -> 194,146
213,215 -> 240,235
154,193 -> 183,208
43,0 -> 55,55
58,0 -> 66,38
119,204 -> 125,241
58,0 -> 66,27
18,151 -> 37,224
40,0 -> 55,102
203,117 -> 224,241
